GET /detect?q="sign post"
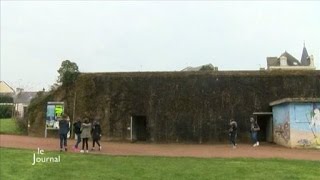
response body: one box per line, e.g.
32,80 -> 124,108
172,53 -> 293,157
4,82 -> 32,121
45,102 -> 64,138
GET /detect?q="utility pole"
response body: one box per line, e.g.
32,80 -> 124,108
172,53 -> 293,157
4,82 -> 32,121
71,91 -> 77,138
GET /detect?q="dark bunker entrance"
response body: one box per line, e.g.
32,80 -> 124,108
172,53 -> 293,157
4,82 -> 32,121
131,116 -> 148,141
253,112 -> 273,143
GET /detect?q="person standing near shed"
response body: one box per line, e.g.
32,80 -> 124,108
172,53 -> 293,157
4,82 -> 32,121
59,114 -> 70,152
229,119 -> 237,148
250,116 -> 260,147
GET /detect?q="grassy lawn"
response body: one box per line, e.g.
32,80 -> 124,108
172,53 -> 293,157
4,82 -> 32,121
0,148 -> 319,180
0,119 -> 22,135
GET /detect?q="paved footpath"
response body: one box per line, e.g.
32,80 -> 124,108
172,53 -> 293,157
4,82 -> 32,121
1,134 -> 319,161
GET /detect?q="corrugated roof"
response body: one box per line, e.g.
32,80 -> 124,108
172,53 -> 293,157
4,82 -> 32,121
269,98 -> 320,106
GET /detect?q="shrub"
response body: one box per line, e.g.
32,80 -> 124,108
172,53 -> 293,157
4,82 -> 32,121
15,117 -> 28,135
0,105 -> 13,118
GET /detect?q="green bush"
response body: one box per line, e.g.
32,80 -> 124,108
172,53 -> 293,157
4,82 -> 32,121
15,117 -> 28,135
0,105 -> 13,118
0,95 -> 13,103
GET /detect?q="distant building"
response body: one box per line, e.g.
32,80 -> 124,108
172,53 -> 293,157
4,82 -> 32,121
0,81 -> 38,118
267,45 -> 316,70
14,89 -> 38,118
181,63 -> 218,71
0,81 -> 15,95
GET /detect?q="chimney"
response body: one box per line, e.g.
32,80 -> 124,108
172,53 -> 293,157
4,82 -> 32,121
309,55 -> 314,67
16,88 -> 24,94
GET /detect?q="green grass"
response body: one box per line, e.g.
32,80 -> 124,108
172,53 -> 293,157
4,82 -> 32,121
0,119 -> 22,134
0,148 -> 319,180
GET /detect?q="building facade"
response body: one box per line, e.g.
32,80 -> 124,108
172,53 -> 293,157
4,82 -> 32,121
267,45 -> 316,70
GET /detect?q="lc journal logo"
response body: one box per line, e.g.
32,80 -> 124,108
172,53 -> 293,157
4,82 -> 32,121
32,148 -> 60,165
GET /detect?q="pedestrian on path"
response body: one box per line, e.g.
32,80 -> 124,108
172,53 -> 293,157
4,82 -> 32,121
229,119 -> 237,148
91,120 -> 102,151
80,118 -> 91,153
73,117 -> 82,151
58,114 -> 70,152
250,116 -> 260,147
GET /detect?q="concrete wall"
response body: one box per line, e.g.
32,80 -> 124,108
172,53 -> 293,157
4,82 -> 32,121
290,103 -> 320,148
273,104 -> 291,147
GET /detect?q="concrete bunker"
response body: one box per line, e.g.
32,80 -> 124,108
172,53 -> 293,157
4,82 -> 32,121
27,71 -> 320,146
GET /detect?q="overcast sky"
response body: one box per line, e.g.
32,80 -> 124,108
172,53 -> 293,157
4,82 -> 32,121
1,1 -> 320,91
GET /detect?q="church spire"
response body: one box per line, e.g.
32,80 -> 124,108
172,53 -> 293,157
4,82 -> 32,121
301,42 -> 309,66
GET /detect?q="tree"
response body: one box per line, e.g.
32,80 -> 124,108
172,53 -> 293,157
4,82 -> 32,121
57,60 -> 80,86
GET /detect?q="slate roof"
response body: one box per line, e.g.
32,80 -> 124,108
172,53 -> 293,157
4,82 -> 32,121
300,46 -> 310,66
181,64 -> 215,71
14,92 -> 37,104
267,57 -> 279,67
267,46 -> 313,68
280,51 -> 301,66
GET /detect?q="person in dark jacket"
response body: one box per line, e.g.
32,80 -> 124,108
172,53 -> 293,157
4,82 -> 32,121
59,114 -> 70,152
91,120 -> 102,151
228,119 -> 237,148
73,118 -> 82,150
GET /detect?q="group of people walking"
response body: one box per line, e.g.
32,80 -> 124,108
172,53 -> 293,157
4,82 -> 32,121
73,118 -> 102,153
58,115 -> 102,153
60,114 -> 261,152
228,116 -> 260,148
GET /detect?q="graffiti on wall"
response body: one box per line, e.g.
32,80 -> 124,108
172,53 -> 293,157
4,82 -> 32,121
297,107 -> 320,147
274,110 -> 290,144
275,120 -> 290,143
310,108 -> 320,129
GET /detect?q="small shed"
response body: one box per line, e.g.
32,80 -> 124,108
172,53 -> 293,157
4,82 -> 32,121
270,98 -> 320,148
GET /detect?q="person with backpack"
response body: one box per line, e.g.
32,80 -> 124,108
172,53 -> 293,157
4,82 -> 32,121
73,118 -> 82,151
250,116 -> 260,147
228,119 -> 237,148
91,120 -> 102,151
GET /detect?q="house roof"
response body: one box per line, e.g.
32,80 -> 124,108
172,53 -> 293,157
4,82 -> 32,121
269,98 -> 320,106
0,81 -> 15,93
14,92 -> 37,104
181,64 -> 215,71
300,46 -> 310,66
267,57 -> 279,67
280,51 -> 301,66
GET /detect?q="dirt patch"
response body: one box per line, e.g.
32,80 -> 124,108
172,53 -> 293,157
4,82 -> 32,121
0,135 -> 319,161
